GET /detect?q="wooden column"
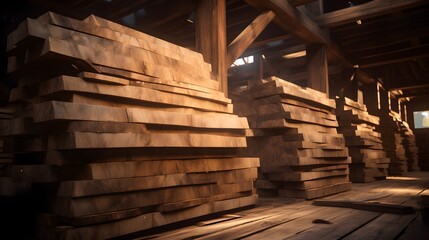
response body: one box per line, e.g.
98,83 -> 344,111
196,0 -> 228,96
306,44 -> 329,95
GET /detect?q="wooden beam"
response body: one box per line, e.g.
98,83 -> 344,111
227,10 -> 275,67
288,0 -> 317,7
244,0 -> 353,68
389,82 -> 429,91
196,0 -> 228,96
360,44 -> 429,68
249,34 -> 293,49
315,0 -> 429,28
306,44 -> 329,95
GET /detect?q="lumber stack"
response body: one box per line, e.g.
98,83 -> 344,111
335,98 -> 389,182
0,106 -> 18,195
2,12 -> 259,239
234,77 -> 351,199
399,121 -> 419,171
378,111 -> 407,176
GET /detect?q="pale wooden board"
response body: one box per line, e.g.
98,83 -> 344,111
33,101 -> 246,130
246,111 -> 339,128
236,101 -> 336,121
62,93 -> 230,117
19,35 -> 218,90
242,78 -> 335,110
79,71 -> 128,85
93,65 -> 220,95
49,131 -> 246,149
11,13 -> 211,73
29,75 -> 232,113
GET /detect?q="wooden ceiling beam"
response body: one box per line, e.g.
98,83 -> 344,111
288,0 -> 317,7
389,82 -> 429,91
315,0 -> 428,28
360,44 -> 429,68
227,10 -> 276,67
244,0 -> 353,68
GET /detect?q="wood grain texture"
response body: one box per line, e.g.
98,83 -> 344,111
227,10 -> 275,66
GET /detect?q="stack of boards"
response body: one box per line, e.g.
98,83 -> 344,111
378,111 -> 407,175
234,77 -> 351,199
1,12 -> 259,239
335,97 -> 389,182
399,121 -> 419,171
0,107 -> 17,195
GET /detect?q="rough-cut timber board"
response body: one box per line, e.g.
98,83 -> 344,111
79,71 -> 128,85
7,158 -> 260,182
243,206 -> 348,240
57,168 -> 258,197
40,195 -> 257,240
286,209 -> 380,240
19,36 -> 218,90
285,175 -> 350,190
49,131 -> 246,149
11,12 -> 211,73
342,213 -> 417,240
246,111 -> 338,127
236,102 -> 336,121
43,147 -> 240,165
84,14 -> 208,64
52,181 -> 254,217
244,79 -> 335,110
279,182 -> 352,199
59,93 -> 230,117
195,207 -> 329,240
11,20 -> 212,79
268,169 -> 349,181
93,65 -> 220,95
30,76 -> 232,113
33,101 -> 245,129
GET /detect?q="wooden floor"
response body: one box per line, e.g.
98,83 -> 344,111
124,171 -> 429,240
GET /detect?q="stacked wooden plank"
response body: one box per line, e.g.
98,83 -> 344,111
0,106 -> 19,196
234,77 -> 351,199
378,111 -> 407,176
335,97 -> 389,182
399,121 -> 419,172
2,12 -> 259,240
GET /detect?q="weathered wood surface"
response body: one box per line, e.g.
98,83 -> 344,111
3,12 -> 259,239
336,97 -> 389,182
39,195 -> 258,240
132,172 -> 429,240
33,100 -> 243,129
235,77 -> 350,199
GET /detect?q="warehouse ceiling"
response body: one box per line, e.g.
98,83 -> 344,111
2,0 -> 429,100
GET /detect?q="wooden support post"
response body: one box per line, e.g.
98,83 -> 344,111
254,54 -> 264,81
306,44 -> 329,95
196,0 -> 228,96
